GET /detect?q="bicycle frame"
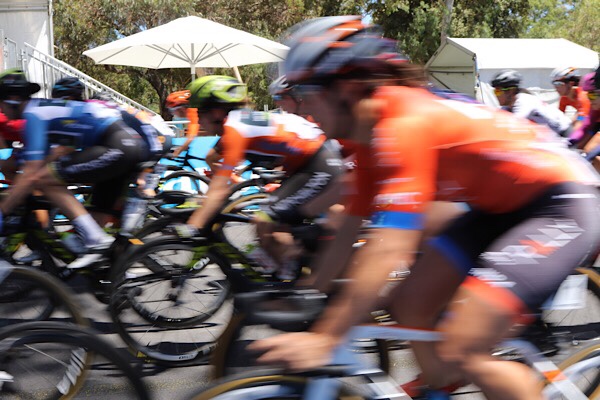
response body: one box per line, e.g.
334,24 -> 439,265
292,324 -> 600,400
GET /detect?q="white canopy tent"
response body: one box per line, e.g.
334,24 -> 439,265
425,38 -> 598,107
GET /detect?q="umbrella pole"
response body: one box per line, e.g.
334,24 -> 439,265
191,64 -> 196,80
233,66 -> 243,83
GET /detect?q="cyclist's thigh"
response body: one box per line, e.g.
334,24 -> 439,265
475,183 -> 600,312
90,172 -> 132,212
52,125 -> 142,183
390,207 -> 525,324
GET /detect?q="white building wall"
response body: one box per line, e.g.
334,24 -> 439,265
0,0 -> 52,88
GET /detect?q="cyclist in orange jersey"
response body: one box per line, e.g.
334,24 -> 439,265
551,66 -> 590,128
165,90 -> 202,157
174,75 -> 344,278
249,16 -> 600,400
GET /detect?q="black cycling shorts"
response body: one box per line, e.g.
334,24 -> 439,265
266,140 -> 344,224
430,182 -> 600,311
52,121 -> 145,212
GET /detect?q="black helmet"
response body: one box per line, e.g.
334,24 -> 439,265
0,68 -> 41,100
52,76 -> 85,100
491,69 -> 522,88
283,16 -> 408,85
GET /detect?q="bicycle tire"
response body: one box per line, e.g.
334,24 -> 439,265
554,340 -> 600,399
109,236 -> 232,365
542,267 -> 600,343
0,321 -> 150,400
158,170 -> 210,197
189,370 -> 371,400
0,265 -> 89,329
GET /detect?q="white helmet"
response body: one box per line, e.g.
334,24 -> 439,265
550,66 -> 579,83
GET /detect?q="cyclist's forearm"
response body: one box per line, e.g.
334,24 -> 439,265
186,175 -> 229,228
312,228 -> 419,341
304,214 -> 363,292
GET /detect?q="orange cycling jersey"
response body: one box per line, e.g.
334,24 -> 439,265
347,86 -> 599,229
216,109 -> 325,178
186,107 -> 200,137
559,86 -> 590,121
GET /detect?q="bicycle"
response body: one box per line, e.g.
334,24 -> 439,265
209,266 -> 600,379
0,262 -> 89,328
107,190 -> 327,365
188,289 -> 600,399
0,321 -> 151,400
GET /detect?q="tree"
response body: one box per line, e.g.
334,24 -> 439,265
554,0 -> 600,52
53,0 -> 321,117
365,0 -> 531,64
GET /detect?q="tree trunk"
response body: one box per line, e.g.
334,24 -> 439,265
440,0 -> 454,44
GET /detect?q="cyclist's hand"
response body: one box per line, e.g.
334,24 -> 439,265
249,331 -> 339,372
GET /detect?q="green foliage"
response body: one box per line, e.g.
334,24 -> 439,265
366,0 -> 531,64
53,0 -> 597,118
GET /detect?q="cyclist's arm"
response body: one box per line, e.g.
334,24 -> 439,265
173,108 -> 199,157
186,127 -> 245,228
314,227 -> 420,338
205,146 -> 222,173
251,226 -> 421,371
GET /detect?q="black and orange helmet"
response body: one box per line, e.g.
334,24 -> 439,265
166,90 -> 191,109
283,16 -> 407,85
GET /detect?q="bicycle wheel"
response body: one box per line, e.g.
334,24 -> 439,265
553,340 -> 600,399
158,170 -> 210,197
0,265 -> 89,329
542,267 -> 600,343
189,370 -> 371,400
0,321 -> 150,400
109,237 -> 232,365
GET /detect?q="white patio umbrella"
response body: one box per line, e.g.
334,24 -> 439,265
82,16 -> 289,81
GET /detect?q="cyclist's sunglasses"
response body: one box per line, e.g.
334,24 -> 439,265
494,87 -> 515,96
273,86 -> 302,103
588,91 -> 600,101
552,80 -> 566,87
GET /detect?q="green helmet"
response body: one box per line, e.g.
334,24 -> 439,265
0,68 -> 41,100
187,75 -> 247,109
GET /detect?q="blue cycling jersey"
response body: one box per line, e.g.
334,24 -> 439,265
22,99 -> 121,161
